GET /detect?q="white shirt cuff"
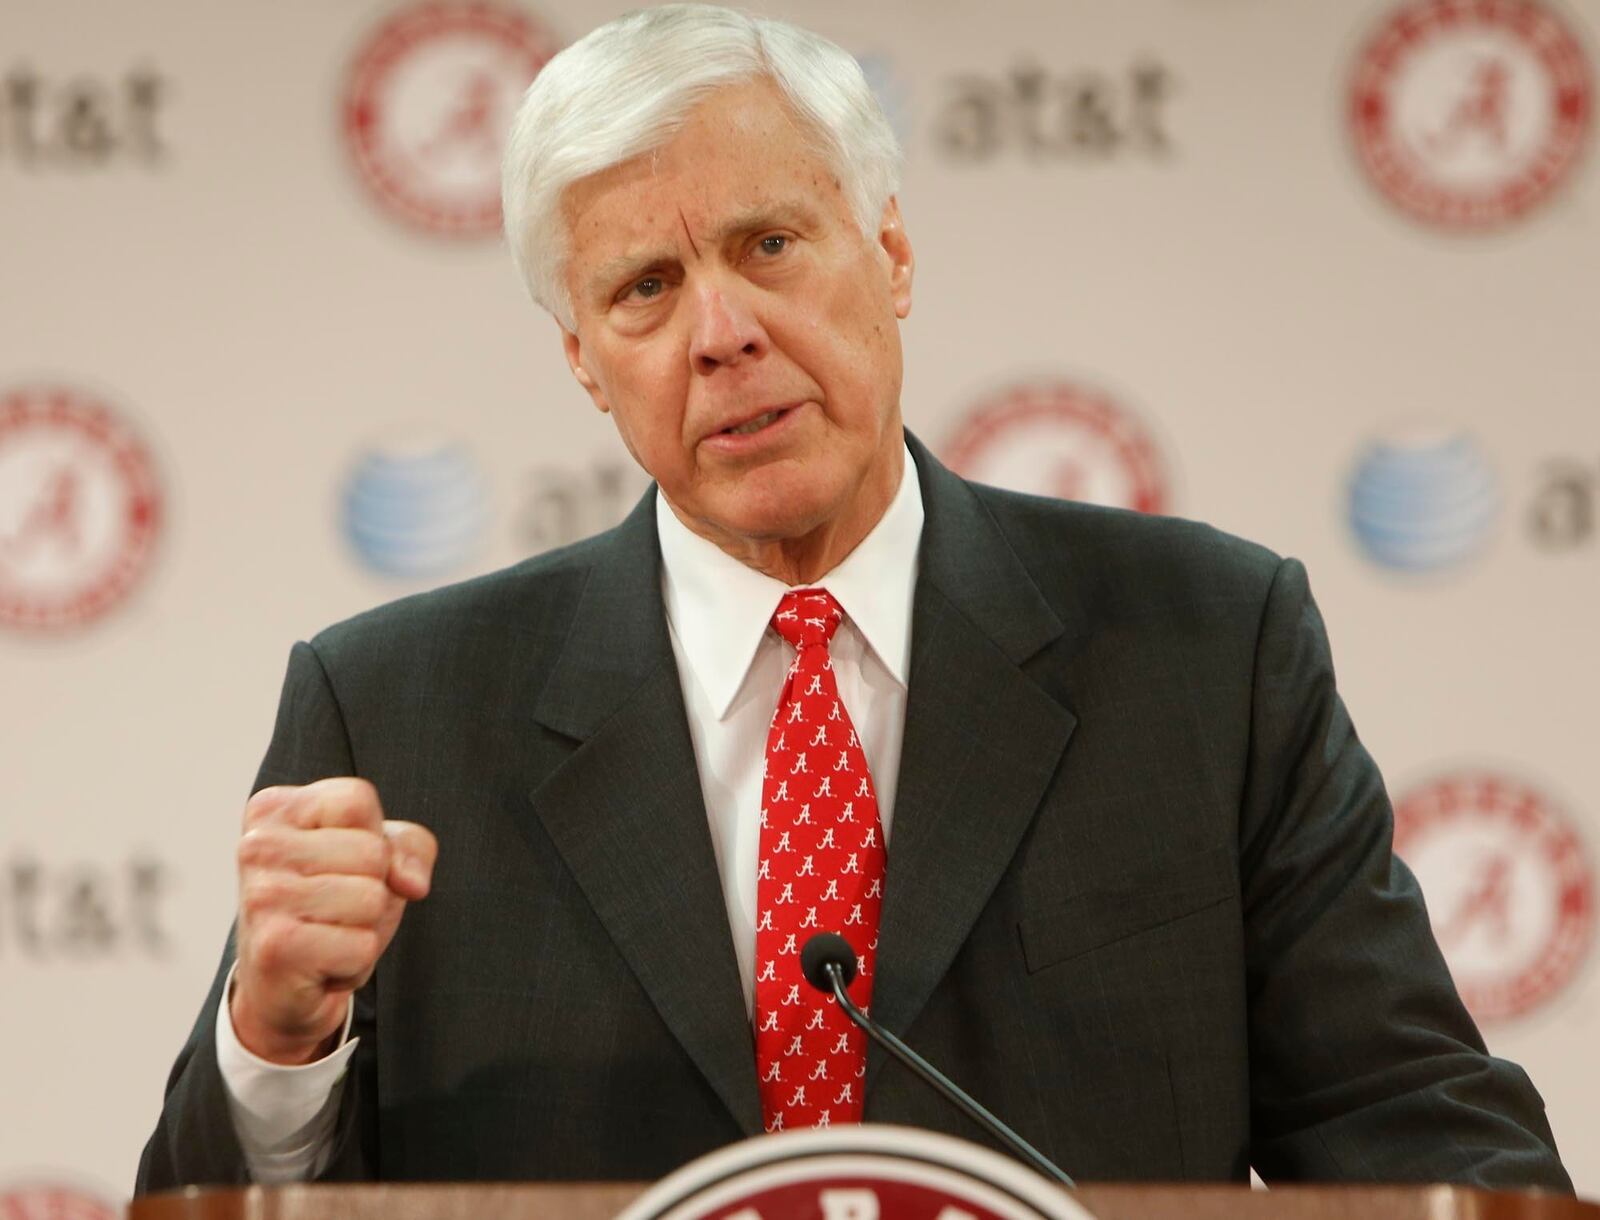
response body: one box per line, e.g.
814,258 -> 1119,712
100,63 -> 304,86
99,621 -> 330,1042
214,961 -> 358,1182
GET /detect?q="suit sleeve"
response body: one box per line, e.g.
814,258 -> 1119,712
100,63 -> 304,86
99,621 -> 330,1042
1239,558 -> 1571,1190
135,640 -> 379,1193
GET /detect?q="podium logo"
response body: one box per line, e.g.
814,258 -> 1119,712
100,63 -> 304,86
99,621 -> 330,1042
1348,0 -> 1593,229
617,1126 -> 1090,1219
340,437 -> 490,580
942,380 -> 1170,514
0,1184 -> 119,1220
1395,772 -> 1593,1023
1346,431 -> 1499,572
0,386 -> 163,632
342,2 -> 561,237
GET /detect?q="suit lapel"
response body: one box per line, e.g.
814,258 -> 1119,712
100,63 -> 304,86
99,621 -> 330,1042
511,438 -> 1080,1128
522,493 -> 764,1137
869,438 -> 1079,1088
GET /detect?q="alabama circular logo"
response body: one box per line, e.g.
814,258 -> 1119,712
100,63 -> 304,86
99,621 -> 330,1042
0,386 -> 163,632
943,381 -> 1169,514
1394,772 -> 1594,1022
0,1183 -> 120,1220
615,1126 -> 1094,1220
342,2 -> 561,236
1348,0 -> 1594,228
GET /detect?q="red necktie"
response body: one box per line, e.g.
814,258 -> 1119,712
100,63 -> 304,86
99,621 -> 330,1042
753,588 -> 886,1132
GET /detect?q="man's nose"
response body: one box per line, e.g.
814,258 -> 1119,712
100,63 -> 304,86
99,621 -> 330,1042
687,280 -> 768,375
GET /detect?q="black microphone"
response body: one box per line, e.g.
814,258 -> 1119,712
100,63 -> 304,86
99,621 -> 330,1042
800,931 -> 1076,1188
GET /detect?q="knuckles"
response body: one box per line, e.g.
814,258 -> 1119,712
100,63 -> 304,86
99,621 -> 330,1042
307,873 -> 389,925
350,927 -> 382,963
239,874 -> 291,922
243,786 -> 293,829
249,917 -> 296,972
242,778 -> 386,834
236,827 -> 282,870
351,834 -> 390,877
308,777 -> 384,829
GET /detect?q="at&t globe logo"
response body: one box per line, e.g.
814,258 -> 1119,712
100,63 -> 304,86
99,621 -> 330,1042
340,437 -> 490,580
1346,431 -> 1499,572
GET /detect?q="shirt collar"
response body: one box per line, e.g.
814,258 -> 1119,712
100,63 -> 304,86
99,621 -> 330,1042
657,442 -> 925,720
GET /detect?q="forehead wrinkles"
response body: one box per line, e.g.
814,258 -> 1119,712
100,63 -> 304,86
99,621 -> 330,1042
561,80 -> 848,298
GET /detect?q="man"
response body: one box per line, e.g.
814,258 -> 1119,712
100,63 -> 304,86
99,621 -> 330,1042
137,5 -> 1569,1193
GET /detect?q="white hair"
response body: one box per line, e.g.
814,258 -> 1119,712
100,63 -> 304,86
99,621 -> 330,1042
500,3 -> 903,330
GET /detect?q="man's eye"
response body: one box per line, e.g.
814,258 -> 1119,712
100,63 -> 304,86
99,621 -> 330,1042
627,276 -> 665,300
756,234 -> 790,256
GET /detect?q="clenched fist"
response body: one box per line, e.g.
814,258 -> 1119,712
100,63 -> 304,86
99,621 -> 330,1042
230,778 -> 437,1065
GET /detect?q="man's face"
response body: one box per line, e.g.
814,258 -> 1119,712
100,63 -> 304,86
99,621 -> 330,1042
557,78 -> 914,558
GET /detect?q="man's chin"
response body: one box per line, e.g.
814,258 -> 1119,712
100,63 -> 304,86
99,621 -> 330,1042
711,502 -> 832,547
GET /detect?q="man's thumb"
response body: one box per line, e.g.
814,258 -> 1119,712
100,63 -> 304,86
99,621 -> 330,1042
382,820 -> 438,900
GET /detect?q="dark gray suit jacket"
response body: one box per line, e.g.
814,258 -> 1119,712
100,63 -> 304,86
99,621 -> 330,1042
137,435 -> 1569,1192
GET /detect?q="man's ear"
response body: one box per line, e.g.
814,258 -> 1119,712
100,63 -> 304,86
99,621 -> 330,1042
878,196 -> 914,321
560,323 -> 610,414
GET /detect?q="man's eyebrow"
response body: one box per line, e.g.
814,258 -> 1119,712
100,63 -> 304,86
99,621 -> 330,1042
584,202 -> 820,297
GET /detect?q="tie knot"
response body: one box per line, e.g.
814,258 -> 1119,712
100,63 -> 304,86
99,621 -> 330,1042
771,588 -> 843,651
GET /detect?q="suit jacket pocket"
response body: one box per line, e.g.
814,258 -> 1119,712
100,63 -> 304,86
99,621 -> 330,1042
1019,845 -> 1238,974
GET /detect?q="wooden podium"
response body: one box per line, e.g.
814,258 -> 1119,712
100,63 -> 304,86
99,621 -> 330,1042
129,1121 -> 1589,1220
129,1183 -> 1598,1220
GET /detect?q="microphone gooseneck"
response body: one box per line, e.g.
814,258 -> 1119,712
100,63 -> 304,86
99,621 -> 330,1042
799,932 -> 1076,1189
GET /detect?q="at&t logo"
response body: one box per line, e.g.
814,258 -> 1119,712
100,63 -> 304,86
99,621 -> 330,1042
1,854 -> 172,960
0,65 -> 168,168
1345,430 -> 1499,572
935,60 -> 1175,162
1529,456 -> 1600,550
340,437 -> 490,580
512,459 -> 648,555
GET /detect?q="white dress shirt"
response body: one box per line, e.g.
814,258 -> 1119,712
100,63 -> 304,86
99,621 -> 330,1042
215,445 -> 925,1181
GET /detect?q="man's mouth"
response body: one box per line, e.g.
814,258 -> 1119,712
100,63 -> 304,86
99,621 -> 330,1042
723,409 -> 787,436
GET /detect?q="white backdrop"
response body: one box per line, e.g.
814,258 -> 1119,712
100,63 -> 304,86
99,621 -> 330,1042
2,0 -> 1596,1208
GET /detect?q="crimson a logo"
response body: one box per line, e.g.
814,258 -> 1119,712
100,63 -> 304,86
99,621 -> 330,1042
1348,0 -> 1593,228
0,386 -> 164,632
341,2 -> 561,237
943,380 -> 1171,514
1395,771 -> 1593,1023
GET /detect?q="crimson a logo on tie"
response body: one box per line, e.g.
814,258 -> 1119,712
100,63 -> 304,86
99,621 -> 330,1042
942,381 -> 1170,514
0,1183 -> 121,1220
342,2 -> 561,237
1394,771 -> 1594,1023
0,386 -> 163,632
1348,0 -> 1594,229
